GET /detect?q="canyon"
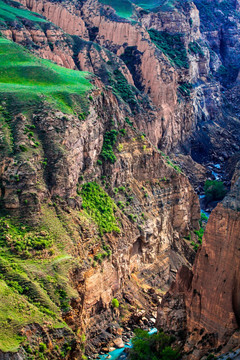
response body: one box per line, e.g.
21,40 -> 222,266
0,0 -> 239,359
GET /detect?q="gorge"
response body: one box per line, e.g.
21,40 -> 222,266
0,0 -> 239,359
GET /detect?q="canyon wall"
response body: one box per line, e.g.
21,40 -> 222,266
157,166 -> 240,359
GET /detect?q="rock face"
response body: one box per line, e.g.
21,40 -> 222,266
157,167 -> 240,359
17,0 -> 240,166
1,0 -> 240,358
17,0 -> 203,152
0,61 -> 200,359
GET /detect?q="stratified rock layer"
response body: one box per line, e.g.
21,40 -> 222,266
157,169 -> 240,359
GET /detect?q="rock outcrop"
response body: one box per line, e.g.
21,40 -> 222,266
157,166 -> 240,359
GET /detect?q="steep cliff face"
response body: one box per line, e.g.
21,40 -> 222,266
0,32 -> 200,358
157,167 -> 240,359
20,0 -> 89,39
17,0 -> 240,169
1,0 -> 240,358
17,0 -> 204,153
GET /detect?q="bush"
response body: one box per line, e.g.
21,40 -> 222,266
39,343 -> 47,353
178,82 -> 192,97
80,182 -> 120,235
0,218 -> 53,257
100,130 -> 119,164
148,29 -> 189,69
111,298 -> 119,308
109,69 -> 137,106
129,329 -> 180,360
204,180 -> 227,203
188,41 -> 204,56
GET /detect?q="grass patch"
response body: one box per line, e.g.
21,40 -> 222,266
0,208 -> 80,352
0,279 -> 55,352
98,0 -> 178,18
98,0 -> 133,18
0,0 -> 46,25
80,182 -> 120,236
148,29 -> 189,69
0,37 -> 93,115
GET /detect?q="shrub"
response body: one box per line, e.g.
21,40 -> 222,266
178,82 -> 192,97
125,117 -> 133,127
111,298 -> 119,308
119,128 -> 126,135
0,218 -> 53,257
39,343 -> 47,353
204,180 -> 227,203
129,329 -> 180,360
188,41 -> 204,56
100,130 -> 119,164
80,182 -> 120,235
148,29 -> 189,69
109,69 -> 137,106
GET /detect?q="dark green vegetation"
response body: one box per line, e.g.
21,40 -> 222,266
100,129 -> 119,163
204,180 -> 227,203
0,37 -> 92,115
148,29 -> 189,69
109,69 -> 137,106
178,82 -> 192,97
129,329 -> 180,360
184,213 -> 208,252
188,41 -> 204,57
79,182 -> 120,235
216,64 -> 239,86
192,212 -> 208,251
99,127 -> 127,164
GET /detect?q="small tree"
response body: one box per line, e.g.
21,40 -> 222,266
129,329 -> 180,360
204,180 -> 226,203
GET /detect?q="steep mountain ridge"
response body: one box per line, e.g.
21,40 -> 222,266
16,0 -> 203,152
0,22 -> 200,358
16,0 -> 240,170
0,0 -> 240,359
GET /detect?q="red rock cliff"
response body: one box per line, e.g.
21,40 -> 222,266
157,169 -> 240,359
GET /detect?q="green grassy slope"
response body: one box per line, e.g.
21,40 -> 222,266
98,0 -> 179,18
0,36 -> 93,114
0,209 -> 78,353
0,0 -> 46,25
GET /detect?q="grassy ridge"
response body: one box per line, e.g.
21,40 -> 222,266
99,0 -> 133,18
98,0 -> 179,18
0,0 -> 46,25
0,37 -> 93,114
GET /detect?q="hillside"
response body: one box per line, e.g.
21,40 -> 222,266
0,0 -> 240,359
